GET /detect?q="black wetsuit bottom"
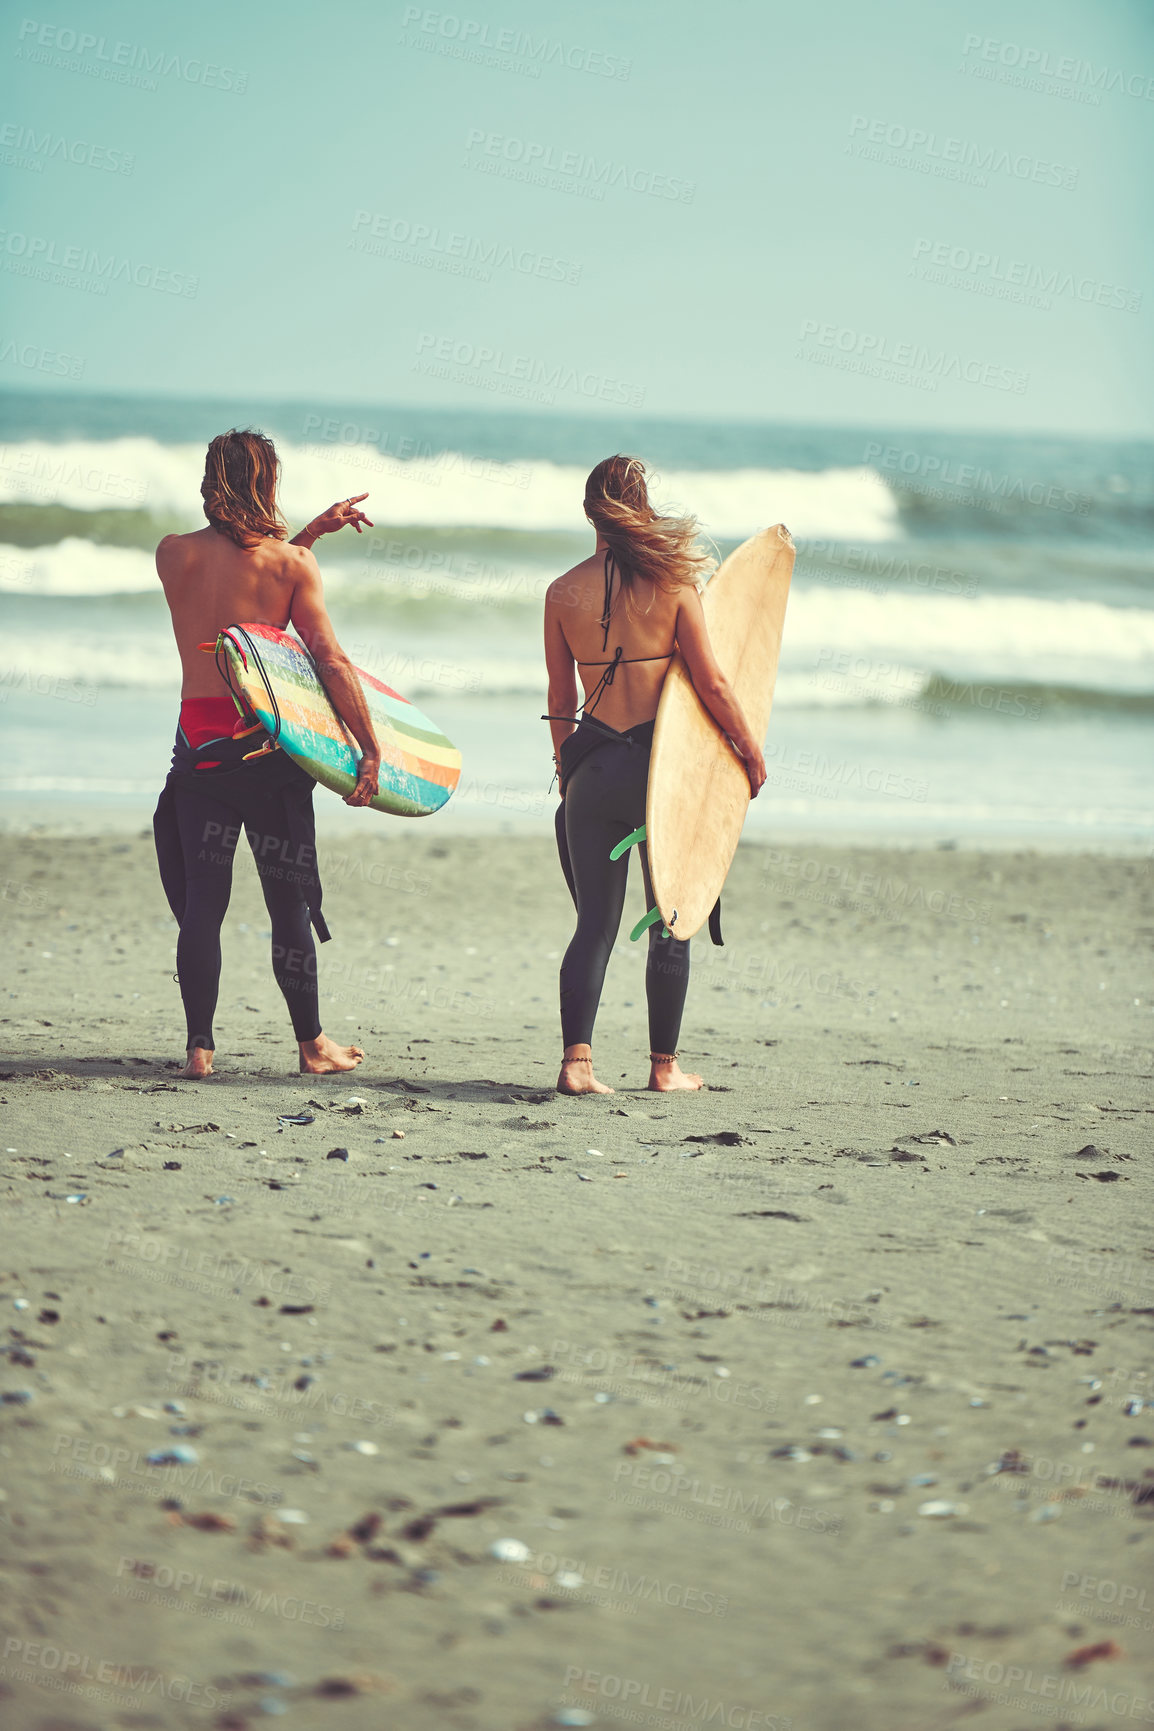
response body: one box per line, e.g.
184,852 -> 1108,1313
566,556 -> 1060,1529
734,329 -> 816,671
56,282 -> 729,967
555,719 -> 690,1053
155,748 -> 324,1051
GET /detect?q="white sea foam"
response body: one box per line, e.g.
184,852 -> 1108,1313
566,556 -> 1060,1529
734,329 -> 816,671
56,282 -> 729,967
0,538 -> 159,595
0,436 -> 900,541
4,583 -> 1153,703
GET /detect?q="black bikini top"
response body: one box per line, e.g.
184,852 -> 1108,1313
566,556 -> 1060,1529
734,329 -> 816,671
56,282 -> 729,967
578,550 -> 673,717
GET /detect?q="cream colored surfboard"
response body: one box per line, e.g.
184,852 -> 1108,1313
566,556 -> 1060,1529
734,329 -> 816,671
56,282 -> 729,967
645,525 -> 794,940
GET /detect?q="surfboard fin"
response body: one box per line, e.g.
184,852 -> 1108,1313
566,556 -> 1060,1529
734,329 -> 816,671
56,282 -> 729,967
609,824 -> 646,862
630,906 -> 672,942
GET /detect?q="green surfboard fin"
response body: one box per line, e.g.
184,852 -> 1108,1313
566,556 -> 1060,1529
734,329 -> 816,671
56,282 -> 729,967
609,824 -> 647,862
630,906 -> 671,943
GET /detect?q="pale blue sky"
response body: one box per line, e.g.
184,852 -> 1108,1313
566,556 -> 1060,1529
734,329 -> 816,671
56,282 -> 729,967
3,0 -> 1151,432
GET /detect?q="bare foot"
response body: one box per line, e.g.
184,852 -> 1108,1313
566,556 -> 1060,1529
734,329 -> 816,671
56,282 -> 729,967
299,1033 -> 365,1075
648,1054 -> 703,1092
557,1051 -> 614,1095
180,1048 -> 215,1080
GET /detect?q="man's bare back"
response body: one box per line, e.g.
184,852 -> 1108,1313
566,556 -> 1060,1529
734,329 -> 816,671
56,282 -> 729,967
156,524 -> 380,806
158,527 -> 315,699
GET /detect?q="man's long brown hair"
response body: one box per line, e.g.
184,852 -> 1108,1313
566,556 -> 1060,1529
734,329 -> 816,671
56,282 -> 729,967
583,454 -> 710,595
202,429 -> 287,548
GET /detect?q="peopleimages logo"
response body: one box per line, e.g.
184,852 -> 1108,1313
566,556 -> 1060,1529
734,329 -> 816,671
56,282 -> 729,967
846,114 -> 1078,189
1,1638 -> 229,1710
413,332 -> 645,408
0,230 -> 197,296
560,1669 -> 792,1729
399,7 -> 632,79
0,121 -> 134,173
15,19 -> 248,93
350,209 -> 581,285
944,1650 -> 1154,1721
798,320 -> 1027,393
911,237 -> 1141,313
960,33 -> 1154,102
463,128 -> 696,202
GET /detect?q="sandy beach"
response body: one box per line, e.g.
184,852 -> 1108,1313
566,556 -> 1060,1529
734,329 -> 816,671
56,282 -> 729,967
0,829 -> 1150,1731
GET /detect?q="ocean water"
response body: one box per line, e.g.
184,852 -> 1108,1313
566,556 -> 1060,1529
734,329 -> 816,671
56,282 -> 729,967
1,392 -> 1151,845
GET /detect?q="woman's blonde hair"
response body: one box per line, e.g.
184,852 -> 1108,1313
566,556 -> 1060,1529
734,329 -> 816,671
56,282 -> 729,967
583,454 -> 710,593
202,429 -> 287,548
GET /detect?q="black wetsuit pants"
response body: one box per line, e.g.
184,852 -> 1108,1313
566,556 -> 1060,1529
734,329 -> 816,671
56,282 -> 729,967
555,721 -> 691,1053
156,751 -> 324,1051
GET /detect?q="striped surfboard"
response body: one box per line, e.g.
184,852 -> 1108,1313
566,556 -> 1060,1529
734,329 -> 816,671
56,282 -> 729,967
215,623 -> 461,817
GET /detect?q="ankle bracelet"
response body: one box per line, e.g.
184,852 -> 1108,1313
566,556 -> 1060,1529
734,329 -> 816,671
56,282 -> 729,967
649,1052 -> 678,1064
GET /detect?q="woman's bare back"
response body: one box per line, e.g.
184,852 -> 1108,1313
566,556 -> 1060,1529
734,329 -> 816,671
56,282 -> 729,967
552,549 -> 685,732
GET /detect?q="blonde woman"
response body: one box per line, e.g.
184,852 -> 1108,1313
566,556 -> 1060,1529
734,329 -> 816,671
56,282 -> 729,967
544,456 -> 765,1096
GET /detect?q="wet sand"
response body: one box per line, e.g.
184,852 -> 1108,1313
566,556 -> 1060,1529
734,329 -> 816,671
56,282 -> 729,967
0,831 -> 1151,1731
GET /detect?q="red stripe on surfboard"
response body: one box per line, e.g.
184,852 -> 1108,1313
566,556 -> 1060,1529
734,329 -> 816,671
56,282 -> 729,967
231,625 -> 429,715
358,667 -> 409,704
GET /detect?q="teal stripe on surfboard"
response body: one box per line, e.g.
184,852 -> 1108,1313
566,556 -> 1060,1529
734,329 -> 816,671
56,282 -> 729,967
217,622 -> 461,819
243,693 -> 443,800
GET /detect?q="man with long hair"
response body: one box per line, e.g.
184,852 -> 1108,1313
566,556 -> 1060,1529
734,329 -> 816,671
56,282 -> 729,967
153,428 -> 379,1078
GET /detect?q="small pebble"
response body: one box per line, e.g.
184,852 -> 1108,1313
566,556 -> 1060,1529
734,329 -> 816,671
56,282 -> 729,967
918,1500 -> 963,1517
278,1509 -> 309,1524
346,1440 -> 379,1456
489,1538 -> 531,1562
147,1446 -> 199,1466
851,1356 -> 881,1369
